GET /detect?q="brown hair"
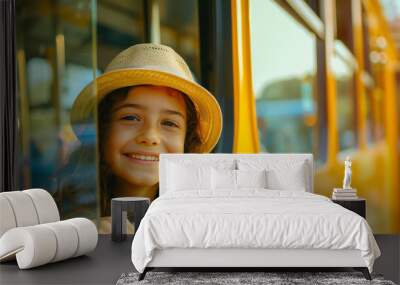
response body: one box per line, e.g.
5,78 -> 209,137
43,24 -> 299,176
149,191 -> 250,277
98,86 -> 202,215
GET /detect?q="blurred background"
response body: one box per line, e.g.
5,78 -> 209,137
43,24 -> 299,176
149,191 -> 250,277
15,0 -> 399,233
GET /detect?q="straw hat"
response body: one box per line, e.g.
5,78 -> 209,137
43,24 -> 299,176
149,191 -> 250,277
71,43 -> 222,153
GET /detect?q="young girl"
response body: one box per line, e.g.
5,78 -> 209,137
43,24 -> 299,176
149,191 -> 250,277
56,43 -> 222,226
97,85 -> 202,216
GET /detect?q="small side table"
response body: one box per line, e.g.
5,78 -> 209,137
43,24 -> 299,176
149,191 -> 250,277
332,198 -> 366,218
111,197 -> 150,242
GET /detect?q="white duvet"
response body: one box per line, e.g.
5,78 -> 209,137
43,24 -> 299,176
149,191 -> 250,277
131,190 -> 380,273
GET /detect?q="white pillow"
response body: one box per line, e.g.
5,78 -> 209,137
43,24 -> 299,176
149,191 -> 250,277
212,168 -> 237,190
236,169 -> 267,188
237,159 -> 309,191
167,163 -> 212,191
266,165 -> 307,191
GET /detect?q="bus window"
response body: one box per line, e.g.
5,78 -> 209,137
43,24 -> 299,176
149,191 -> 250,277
97,0 -> 200,81
332,41 -> 357,152
249,0 -> 322,161
16,0 -> 103,218
152,0 -> 201,81
97,0 -> 145,68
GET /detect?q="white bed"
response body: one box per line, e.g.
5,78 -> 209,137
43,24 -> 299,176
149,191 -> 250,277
131,154 -> 380,280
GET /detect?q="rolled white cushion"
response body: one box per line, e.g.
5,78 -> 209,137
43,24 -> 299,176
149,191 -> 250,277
66,218 -> 98,257
0,226 -> 57,269
0,191 -> 39,227
0,218 -> 98,269
0,196 -> 17,237
24,189 -> 60,223
42,221 -> 79,262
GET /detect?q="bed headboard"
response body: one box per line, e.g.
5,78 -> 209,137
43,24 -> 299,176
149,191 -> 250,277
159,153 -> 314,195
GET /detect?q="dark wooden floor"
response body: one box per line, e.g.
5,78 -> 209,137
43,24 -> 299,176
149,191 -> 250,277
0,235 -> 399,285
374,235 -> 400,284
0,235 -> 135,285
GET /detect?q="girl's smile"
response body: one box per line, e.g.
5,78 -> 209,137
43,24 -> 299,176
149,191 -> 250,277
123,152 -> 160,164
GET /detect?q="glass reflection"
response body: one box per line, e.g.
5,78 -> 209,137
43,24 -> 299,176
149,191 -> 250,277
250,0 -> 318,156
16,0 -> 98,220
332,42 -> 356,151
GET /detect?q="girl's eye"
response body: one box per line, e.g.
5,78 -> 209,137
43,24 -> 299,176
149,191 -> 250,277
162,120 -> 179,128
121,115 -> 141,121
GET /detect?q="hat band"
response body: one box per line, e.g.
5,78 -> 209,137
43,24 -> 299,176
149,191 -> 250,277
106,65 -> 192,81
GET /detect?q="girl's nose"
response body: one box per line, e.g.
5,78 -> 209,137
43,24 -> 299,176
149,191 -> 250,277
135,125 -> 161,146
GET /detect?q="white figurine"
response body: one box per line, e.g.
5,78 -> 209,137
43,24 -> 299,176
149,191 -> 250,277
343,156 -> 352,189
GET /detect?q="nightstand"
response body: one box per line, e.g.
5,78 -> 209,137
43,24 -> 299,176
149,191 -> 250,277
111,197 -> 150,242
332,198 -> 366,218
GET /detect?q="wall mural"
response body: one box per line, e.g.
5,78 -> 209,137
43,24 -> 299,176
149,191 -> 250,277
14,0 -> 399,234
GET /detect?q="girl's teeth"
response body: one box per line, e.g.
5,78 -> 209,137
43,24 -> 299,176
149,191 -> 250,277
130,154 -> 159,161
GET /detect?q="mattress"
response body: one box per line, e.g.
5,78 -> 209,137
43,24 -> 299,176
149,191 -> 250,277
131,189 -> 380,273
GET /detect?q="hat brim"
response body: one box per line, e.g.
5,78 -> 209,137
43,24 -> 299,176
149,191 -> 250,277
71,68 -> 223,153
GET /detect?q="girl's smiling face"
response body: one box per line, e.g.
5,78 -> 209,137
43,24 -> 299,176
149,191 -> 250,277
104,86 -> 187,188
